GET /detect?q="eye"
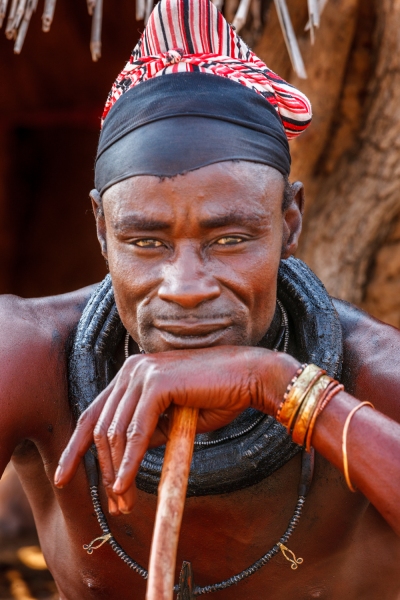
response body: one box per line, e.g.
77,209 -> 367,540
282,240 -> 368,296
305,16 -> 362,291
215,236 -> 245,246
134,239 -> 164,248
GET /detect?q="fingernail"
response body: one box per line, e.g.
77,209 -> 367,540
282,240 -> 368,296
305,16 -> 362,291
54,466 -> 62,485
113,477 -> 123,493
118,497 -> 131,515
108,498 -> 119,515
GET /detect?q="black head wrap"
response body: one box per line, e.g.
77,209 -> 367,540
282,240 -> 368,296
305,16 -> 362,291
95,73 -> 291,196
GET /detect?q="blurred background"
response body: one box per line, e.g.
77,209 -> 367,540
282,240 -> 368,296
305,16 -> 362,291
0,0 -> 400,597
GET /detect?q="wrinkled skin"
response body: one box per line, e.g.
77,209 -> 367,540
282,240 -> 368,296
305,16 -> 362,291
0,162 -> 400,599
59,163 -> 302,512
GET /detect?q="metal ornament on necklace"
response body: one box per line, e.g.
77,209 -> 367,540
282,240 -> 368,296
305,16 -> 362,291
82,300 -> 308,596
84,447 -> 313,598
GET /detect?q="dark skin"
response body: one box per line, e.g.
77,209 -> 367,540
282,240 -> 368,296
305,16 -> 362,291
0,162 -> 399,599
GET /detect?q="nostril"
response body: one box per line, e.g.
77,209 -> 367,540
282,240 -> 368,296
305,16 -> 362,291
158,281 -> 220,307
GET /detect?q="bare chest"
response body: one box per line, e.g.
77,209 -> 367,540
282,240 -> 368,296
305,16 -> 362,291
20,446 -> 400,600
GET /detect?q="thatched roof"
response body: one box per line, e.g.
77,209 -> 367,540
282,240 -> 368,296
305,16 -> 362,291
1,0 -> 327,77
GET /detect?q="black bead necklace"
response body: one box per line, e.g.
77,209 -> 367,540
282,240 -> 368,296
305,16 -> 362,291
83,301 -> 313,597
84,451 -> 312,598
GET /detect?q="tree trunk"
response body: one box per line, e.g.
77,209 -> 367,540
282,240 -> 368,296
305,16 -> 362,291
255,0 -> 400,327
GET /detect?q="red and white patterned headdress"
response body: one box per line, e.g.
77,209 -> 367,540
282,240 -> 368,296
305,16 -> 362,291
102,0 -> 312,140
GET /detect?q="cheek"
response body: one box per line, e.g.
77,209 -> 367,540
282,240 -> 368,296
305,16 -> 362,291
106,241 -> 160,332
246,246 -> 281,338
215,236 -> 282,340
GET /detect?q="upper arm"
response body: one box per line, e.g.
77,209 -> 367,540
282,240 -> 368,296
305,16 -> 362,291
0,296 -> 63,476
333,298 -> 400,423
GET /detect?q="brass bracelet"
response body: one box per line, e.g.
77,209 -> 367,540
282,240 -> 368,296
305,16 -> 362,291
278,365 -> 326,433
342,401 -> 375,492
275,363 -> 307,420
304,382 -> 344,452
292,375 -> 332,446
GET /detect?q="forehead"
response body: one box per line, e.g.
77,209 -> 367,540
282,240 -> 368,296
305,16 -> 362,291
102,162 -> 284,223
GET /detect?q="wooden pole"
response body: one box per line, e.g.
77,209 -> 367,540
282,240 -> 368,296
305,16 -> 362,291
273,0 -> 307,79
144,0 -> 153,24
87,0 -> 96,16
136,0 -> 145,21
42,0 -> 57,32
0,0 -> 10,28
14,0 -> 37,53
4,0 -> 18,39
146,405 -> 198,600
11,0 -> 26,32
232,0 -> 251,33
90,0 -> 102,62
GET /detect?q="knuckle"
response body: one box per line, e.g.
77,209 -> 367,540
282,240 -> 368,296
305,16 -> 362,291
77,410 -> 91,427
124,354 -> 141,372
93,422 -> 109,443
107,427 -> 121,446
126,421 -> 147,441
102,477 -> 115,491
126,354 -> 140,366
121,355 -> 145,381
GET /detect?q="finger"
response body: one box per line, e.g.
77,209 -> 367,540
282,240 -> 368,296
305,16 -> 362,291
103,379 -> 143,514
94,353 -> 144,479
55,355 -> 144,489
116,486 -> 137,514
94,381 -> 136,512
148,413 -> 171,448
113,391 -> 168,495
54,382 -> 116,487
196,408 -> 243,433
115,411 -> 170,514
107,377 -> 143,478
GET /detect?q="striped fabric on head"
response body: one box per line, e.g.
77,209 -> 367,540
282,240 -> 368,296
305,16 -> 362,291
101,0 -> 312,140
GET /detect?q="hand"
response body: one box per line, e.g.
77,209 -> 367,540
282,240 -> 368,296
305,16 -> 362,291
54,346 -> 298,514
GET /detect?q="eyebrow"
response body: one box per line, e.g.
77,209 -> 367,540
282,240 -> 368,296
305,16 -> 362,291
113,214 -> 171,232
113,209 -> 268,232
199,210 -> 268,229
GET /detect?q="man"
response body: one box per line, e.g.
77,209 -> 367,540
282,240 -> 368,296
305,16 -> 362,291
2,1 -> 400,598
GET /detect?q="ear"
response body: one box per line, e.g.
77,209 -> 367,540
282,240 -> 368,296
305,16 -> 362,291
90,189 -> 108,259
281,181 -> 304,259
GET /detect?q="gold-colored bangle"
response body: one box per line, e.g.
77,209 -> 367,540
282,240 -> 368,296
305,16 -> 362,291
278,365 -> 326,432
292,375 -> 332,446
275,363 -> 307,420
304,382 -> 344,452
342,401 -> 375,492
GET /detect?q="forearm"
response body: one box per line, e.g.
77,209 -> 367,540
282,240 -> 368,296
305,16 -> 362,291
311,391 -> 400,535
254,353 -> 400,536
55,345 -> 400,527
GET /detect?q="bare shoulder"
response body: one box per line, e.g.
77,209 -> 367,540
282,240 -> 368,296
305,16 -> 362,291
0,285 -> 97,469
333,298 -> 400,421
0,284 -> 96,356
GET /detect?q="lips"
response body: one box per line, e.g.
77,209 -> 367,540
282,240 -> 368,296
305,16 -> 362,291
153,319 -> 231,336
152,318 -> 232,348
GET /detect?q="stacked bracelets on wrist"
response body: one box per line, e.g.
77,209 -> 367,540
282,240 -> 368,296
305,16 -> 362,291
276,364 -> 344,452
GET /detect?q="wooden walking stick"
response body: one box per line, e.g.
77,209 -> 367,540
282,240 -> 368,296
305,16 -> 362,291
146,405 -> 199,600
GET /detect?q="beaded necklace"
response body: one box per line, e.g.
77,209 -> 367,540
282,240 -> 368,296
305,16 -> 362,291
83,301 -> 313,597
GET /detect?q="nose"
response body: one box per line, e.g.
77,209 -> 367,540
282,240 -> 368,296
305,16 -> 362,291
158,245 -> 221,308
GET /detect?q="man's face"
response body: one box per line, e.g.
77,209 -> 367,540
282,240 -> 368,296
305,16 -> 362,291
98,162 -> 301,353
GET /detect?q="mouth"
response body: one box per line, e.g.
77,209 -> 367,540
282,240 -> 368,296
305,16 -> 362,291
152,319 -> 232,348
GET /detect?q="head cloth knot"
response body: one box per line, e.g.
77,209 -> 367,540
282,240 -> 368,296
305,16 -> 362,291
102,0 -> 311,139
